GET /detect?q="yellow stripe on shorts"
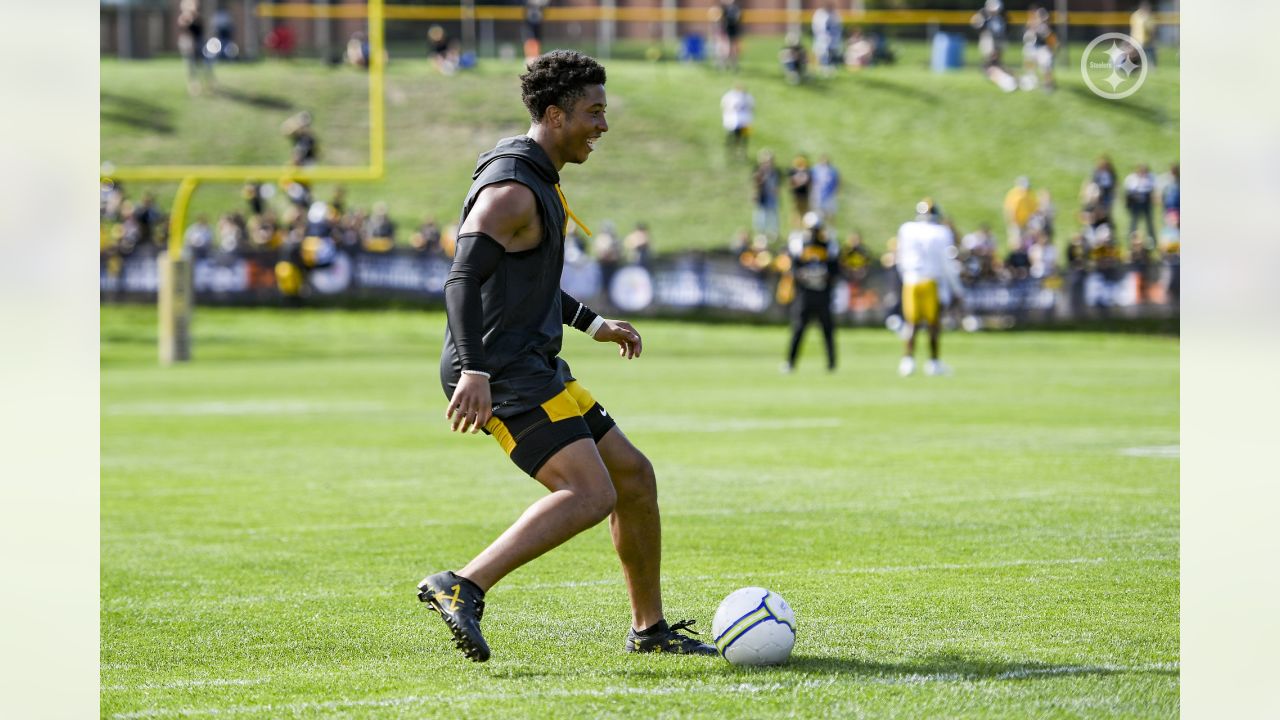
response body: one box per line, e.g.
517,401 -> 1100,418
563,381 -> 597,414
540,388 -> 584,424
485,416 -> 517,455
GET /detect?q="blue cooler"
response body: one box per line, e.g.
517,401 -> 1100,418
930,32 -> 964,72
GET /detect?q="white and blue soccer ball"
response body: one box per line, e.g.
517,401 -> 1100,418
711,587 -> 796,666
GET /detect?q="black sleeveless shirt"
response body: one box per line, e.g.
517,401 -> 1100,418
439,136 -> 573,415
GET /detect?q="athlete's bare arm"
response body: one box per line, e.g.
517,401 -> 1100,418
446,182 -> 541,434
458,182 -> 543,253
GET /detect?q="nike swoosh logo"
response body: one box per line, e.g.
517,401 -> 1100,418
599,408 -> 608,417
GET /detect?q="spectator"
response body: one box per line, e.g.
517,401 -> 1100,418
720,83 -> 754,159
812,3 -> 843,77
1004,237 -> 1032,281
1089,224 -> 1124,289
1002,176 -> 1038,249
1129,230 -> 1156,303
132,192 -> 164,251
565,226 -> 588,264
282,178 -> 311,209
810,155 -> 840,223
217,212 -> 247,254
330,185 -> 348,215
840,231 -> 873,286
429,25 -> 459,75
410,217 -> 444,255
1159,210 -> 1180,304
242,181 -> 266,216
960,223 -> 1000,283
183,214 -> 214,259
1091,155 -> 1117,219
263,23 -> 296,58
301,201 -> 338,269
1020,5 -> 1057,92
523,0 -> 548,61
1159,161 -> 1179,219
752,150 -> 782,241
845,29 -> 874,70
779,33 -> 808,85
1131,1 -> 1157,66
787,155 -> 812,225
713,0 -> 743,72
624,222 -> 653,267
970,0 -> 1008,68
102,180 -> 127,222
1028,230 -> 1058,279
1079,181 -> 1111,241
346,31 -> 370,69
1123,163 -> 1157,246
1065,232 -> 1089,315
282,111 -> 318,167
248,210 -> 281,250
592,221 -> 623,288
739,234 -> 776,276
364,201 -> 396,252
1033,188 -> 1055,241
177,1 -> 212,95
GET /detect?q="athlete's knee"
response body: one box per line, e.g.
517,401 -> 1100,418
577,475 -> 617,524
611,449 -> 657,507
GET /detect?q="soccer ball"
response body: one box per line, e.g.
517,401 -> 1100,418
711,587 -> 796,666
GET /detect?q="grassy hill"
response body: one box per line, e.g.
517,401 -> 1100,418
101,39 -> 1178,253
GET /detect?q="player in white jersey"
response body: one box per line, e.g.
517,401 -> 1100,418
895,199 -> 964,376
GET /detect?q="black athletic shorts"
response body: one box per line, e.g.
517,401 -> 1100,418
482,380 -> 617,478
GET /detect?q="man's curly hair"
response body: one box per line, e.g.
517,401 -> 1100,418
520,50 -> 607,123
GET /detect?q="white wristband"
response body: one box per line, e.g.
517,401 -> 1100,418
586,316 -> 606,338
460,369 -> 491,378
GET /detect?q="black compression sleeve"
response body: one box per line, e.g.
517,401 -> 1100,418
444,232 -> 505,373
560,290 -> 600,333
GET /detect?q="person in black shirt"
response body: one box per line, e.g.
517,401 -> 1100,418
782,212 -> 840,372
417,51 -> 716,663
282,111 -> 318,167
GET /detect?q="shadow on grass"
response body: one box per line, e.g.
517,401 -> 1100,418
848,74 -> 939,104
213,86 -> 295,111
718,652 -> 1179,683
101,92 -> 175,134
1065,85 -> 1171,124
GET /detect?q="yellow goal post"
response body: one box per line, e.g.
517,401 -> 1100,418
101,0 -> 387,365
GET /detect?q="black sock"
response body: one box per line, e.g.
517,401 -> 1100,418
453,573 -> 486,597
637,619 -> 668,636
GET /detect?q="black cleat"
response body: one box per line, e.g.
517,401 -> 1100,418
417,571 -> 490,662
625,619 -> 718,656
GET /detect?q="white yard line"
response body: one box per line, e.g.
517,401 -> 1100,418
105,556 -> 1175,611
626,417 -> 843,432
103,401 -> 386,416
1119,445 -> 1180,458
104,678 -> 270,692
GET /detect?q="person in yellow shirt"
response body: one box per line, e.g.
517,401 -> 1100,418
1131,1 -> 1157,66
1003,176 -> 1039,250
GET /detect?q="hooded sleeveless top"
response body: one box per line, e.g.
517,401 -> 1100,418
439,136 -> 572,415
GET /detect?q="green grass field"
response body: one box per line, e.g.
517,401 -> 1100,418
101,306 -> 1178,718
101,38 -> 1178,254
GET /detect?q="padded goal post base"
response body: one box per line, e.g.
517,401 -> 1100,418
157,255 -> 192,365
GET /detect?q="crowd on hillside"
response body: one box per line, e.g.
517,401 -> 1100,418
100,146 -> 1179,307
